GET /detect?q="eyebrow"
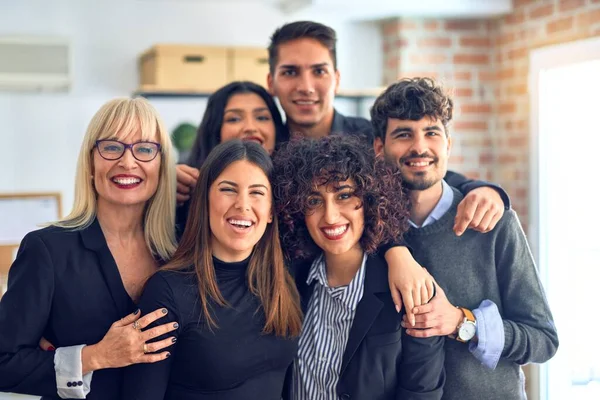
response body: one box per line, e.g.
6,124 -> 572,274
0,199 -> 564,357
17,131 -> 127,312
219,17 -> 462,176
390,125 -> 443,135
218,180 -> 269,190
310,184 -> 354,195
224,107 -> 269,113
278,62 -> 330,70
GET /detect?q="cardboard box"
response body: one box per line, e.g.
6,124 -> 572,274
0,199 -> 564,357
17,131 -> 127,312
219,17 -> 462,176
228,47 -> 269,86
139,44 -> 228,92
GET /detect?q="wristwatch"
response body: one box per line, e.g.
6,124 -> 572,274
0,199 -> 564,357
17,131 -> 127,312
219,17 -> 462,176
455,307 -> 477,343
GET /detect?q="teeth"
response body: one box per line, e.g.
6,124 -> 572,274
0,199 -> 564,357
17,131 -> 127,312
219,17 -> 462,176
323,225 -> 347,236
296,101 -> 315,105
229,219 -> 252,227
113,177 -> 141,185
408,162 -> 430,167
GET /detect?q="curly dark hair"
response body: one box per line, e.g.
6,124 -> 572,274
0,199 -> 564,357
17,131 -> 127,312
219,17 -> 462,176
370,77 -> 453,142
272,135 -> 410,261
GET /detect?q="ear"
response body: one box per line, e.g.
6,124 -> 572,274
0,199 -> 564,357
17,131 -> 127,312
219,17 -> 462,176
268,213 -> 273,224
334,69 -> 340,95
267,72 -> 275,96
447,135 -> 452,154
373,137 -> 384,157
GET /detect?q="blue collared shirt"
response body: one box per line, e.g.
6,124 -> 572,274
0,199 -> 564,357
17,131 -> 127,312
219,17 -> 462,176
411,180 -> 504,370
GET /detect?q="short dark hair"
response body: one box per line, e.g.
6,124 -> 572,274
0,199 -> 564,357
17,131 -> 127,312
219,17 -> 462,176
186,81 -> 289,168
370,77 -> 454,142
273,135 -> 410,261
268,21 -> 337,73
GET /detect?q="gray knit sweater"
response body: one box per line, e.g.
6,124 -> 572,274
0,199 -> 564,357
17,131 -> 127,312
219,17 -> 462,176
404,188 -> 558,400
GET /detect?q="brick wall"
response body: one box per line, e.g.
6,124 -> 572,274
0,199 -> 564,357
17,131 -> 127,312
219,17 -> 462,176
381,0 -> 600,230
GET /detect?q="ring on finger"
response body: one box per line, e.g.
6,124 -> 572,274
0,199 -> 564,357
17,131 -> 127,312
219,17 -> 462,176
132,320 -> 141,330
143,343 -> 148,354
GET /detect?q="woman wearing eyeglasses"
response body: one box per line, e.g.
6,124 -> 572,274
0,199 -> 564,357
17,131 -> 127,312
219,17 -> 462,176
0,98 -> 179,400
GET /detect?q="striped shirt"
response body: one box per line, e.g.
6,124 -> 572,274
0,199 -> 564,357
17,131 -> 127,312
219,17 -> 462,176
293,253 -> 368,400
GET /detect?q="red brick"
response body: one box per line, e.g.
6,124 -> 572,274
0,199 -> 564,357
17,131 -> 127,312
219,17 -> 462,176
478,71 -> 495,82
576,9 -> 600,27
386,58 -> 399,70
499,154 -> 517,163
445,20 -> 481,31
513,0 -> 537,8
499,102 -> 517,115
459,37 -> 491,47
449,155 -> 465,164
507,84 -> 528,96
463,171 -> 481,179
399,19 -> 418,30
547,16 -> 574,35
400,71 -> 439,79
454,71 -> 472,81
507,47 -> 528,61
382,20 -> 400,36
497,32 -> 516,46
409,53 -> 448,64
529,4 -> 554,20
454,121 -> 488,130
460,104 -> 492,114
508,136 -> 528,147
424,20 -> 440,31
453,53 -> 490,65
417,37 -> 452,47
559,0 -> 585,13
505,10 -> 525,25
395,38 -> 409,48
497,67 -> 515,80
479,153 -> 494,165
453,87 -> 474,97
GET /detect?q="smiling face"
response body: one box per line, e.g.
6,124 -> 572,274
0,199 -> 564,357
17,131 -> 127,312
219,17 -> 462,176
220,92 -> 277,154
267,38 -> 340,133
92,129 -> 161,210
304,179 -> 364,257
375,116 -> 451,192
208,159 -> 273,262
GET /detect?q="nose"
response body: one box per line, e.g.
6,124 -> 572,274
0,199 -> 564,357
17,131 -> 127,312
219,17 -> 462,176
296,71 -> 315,95
242,118 -> 258,134
118,147 -> 138,169
235,192 -> 251,212
323,200 -> 340,225
409,135 -> 428,155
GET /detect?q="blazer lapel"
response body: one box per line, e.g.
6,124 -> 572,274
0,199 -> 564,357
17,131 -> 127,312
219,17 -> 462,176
339,255 -> 389,376
293,259 -> 315,313
80,219 -> 134,317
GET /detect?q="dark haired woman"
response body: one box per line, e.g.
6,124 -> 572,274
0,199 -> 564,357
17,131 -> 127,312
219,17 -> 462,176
176,80 -> 288,205
273,135 -> 445,400
122,140 -> 302,400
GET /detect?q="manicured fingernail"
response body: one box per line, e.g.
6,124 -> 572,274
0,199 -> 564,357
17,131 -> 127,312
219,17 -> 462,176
173,322 -> 179,329
413,308 -> 419,314
400,322 -> 406,328
166,352 -> 171,358
171,337 -> 177,343
162,308 -> 168,314
134,309 -> 140,315
48,346 -> 56,351
395,305 -> 400,313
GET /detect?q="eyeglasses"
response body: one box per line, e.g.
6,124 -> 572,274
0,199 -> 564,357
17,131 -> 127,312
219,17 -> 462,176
95,140 -> 161,162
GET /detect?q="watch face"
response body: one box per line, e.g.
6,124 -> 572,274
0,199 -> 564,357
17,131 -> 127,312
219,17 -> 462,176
458,321 -> 477,341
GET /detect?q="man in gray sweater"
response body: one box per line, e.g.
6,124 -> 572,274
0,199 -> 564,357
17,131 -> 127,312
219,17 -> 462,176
371,77 -> 558,399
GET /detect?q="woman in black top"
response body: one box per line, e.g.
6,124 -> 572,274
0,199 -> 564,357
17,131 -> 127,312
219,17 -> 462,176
122,140 -> 302,400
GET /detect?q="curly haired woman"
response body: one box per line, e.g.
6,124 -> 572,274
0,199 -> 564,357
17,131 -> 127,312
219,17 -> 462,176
273,135 -> 445,400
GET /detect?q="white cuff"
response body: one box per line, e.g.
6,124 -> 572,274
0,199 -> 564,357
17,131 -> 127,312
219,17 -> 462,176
54,344 -> 94,399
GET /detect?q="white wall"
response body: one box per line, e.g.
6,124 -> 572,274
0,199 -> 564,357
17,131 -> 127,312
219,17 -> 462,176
0,0 -> 382,214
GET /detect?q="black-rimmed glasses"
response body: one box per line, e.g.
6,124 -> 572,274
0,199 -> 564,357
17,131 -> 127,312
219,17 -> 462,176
95,140 -> 161,162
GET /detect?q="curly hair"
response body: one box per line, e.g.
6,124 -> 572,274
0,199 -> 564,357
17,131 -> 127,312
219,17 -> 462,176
370,77 -> 453,142
273,135 -> 410,261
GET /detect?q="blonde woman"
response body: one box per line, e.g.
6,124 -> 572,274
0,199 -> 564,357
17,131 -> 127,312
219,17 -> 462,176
0,98 -> 179,400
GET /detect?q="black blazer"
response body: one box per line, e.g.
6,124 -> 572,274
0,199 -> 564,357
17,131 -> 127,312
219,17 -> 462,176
286,254 -> 445,400
0,219 -> 135,399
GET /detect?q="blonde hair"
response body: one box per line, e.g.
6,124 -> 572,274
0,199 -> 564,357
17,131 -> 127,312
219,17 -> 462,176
54,97 -> 177,260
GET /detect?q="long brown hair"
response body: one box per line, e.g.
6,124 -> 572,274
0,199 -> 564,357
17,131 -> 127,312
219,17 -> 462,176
164,140 -> 302,337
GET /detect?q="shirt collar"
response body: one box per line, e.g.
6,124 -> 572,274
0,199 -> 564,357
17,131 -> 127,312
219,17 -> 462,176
409,179 -> 454,228
307,252 -> 368,310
